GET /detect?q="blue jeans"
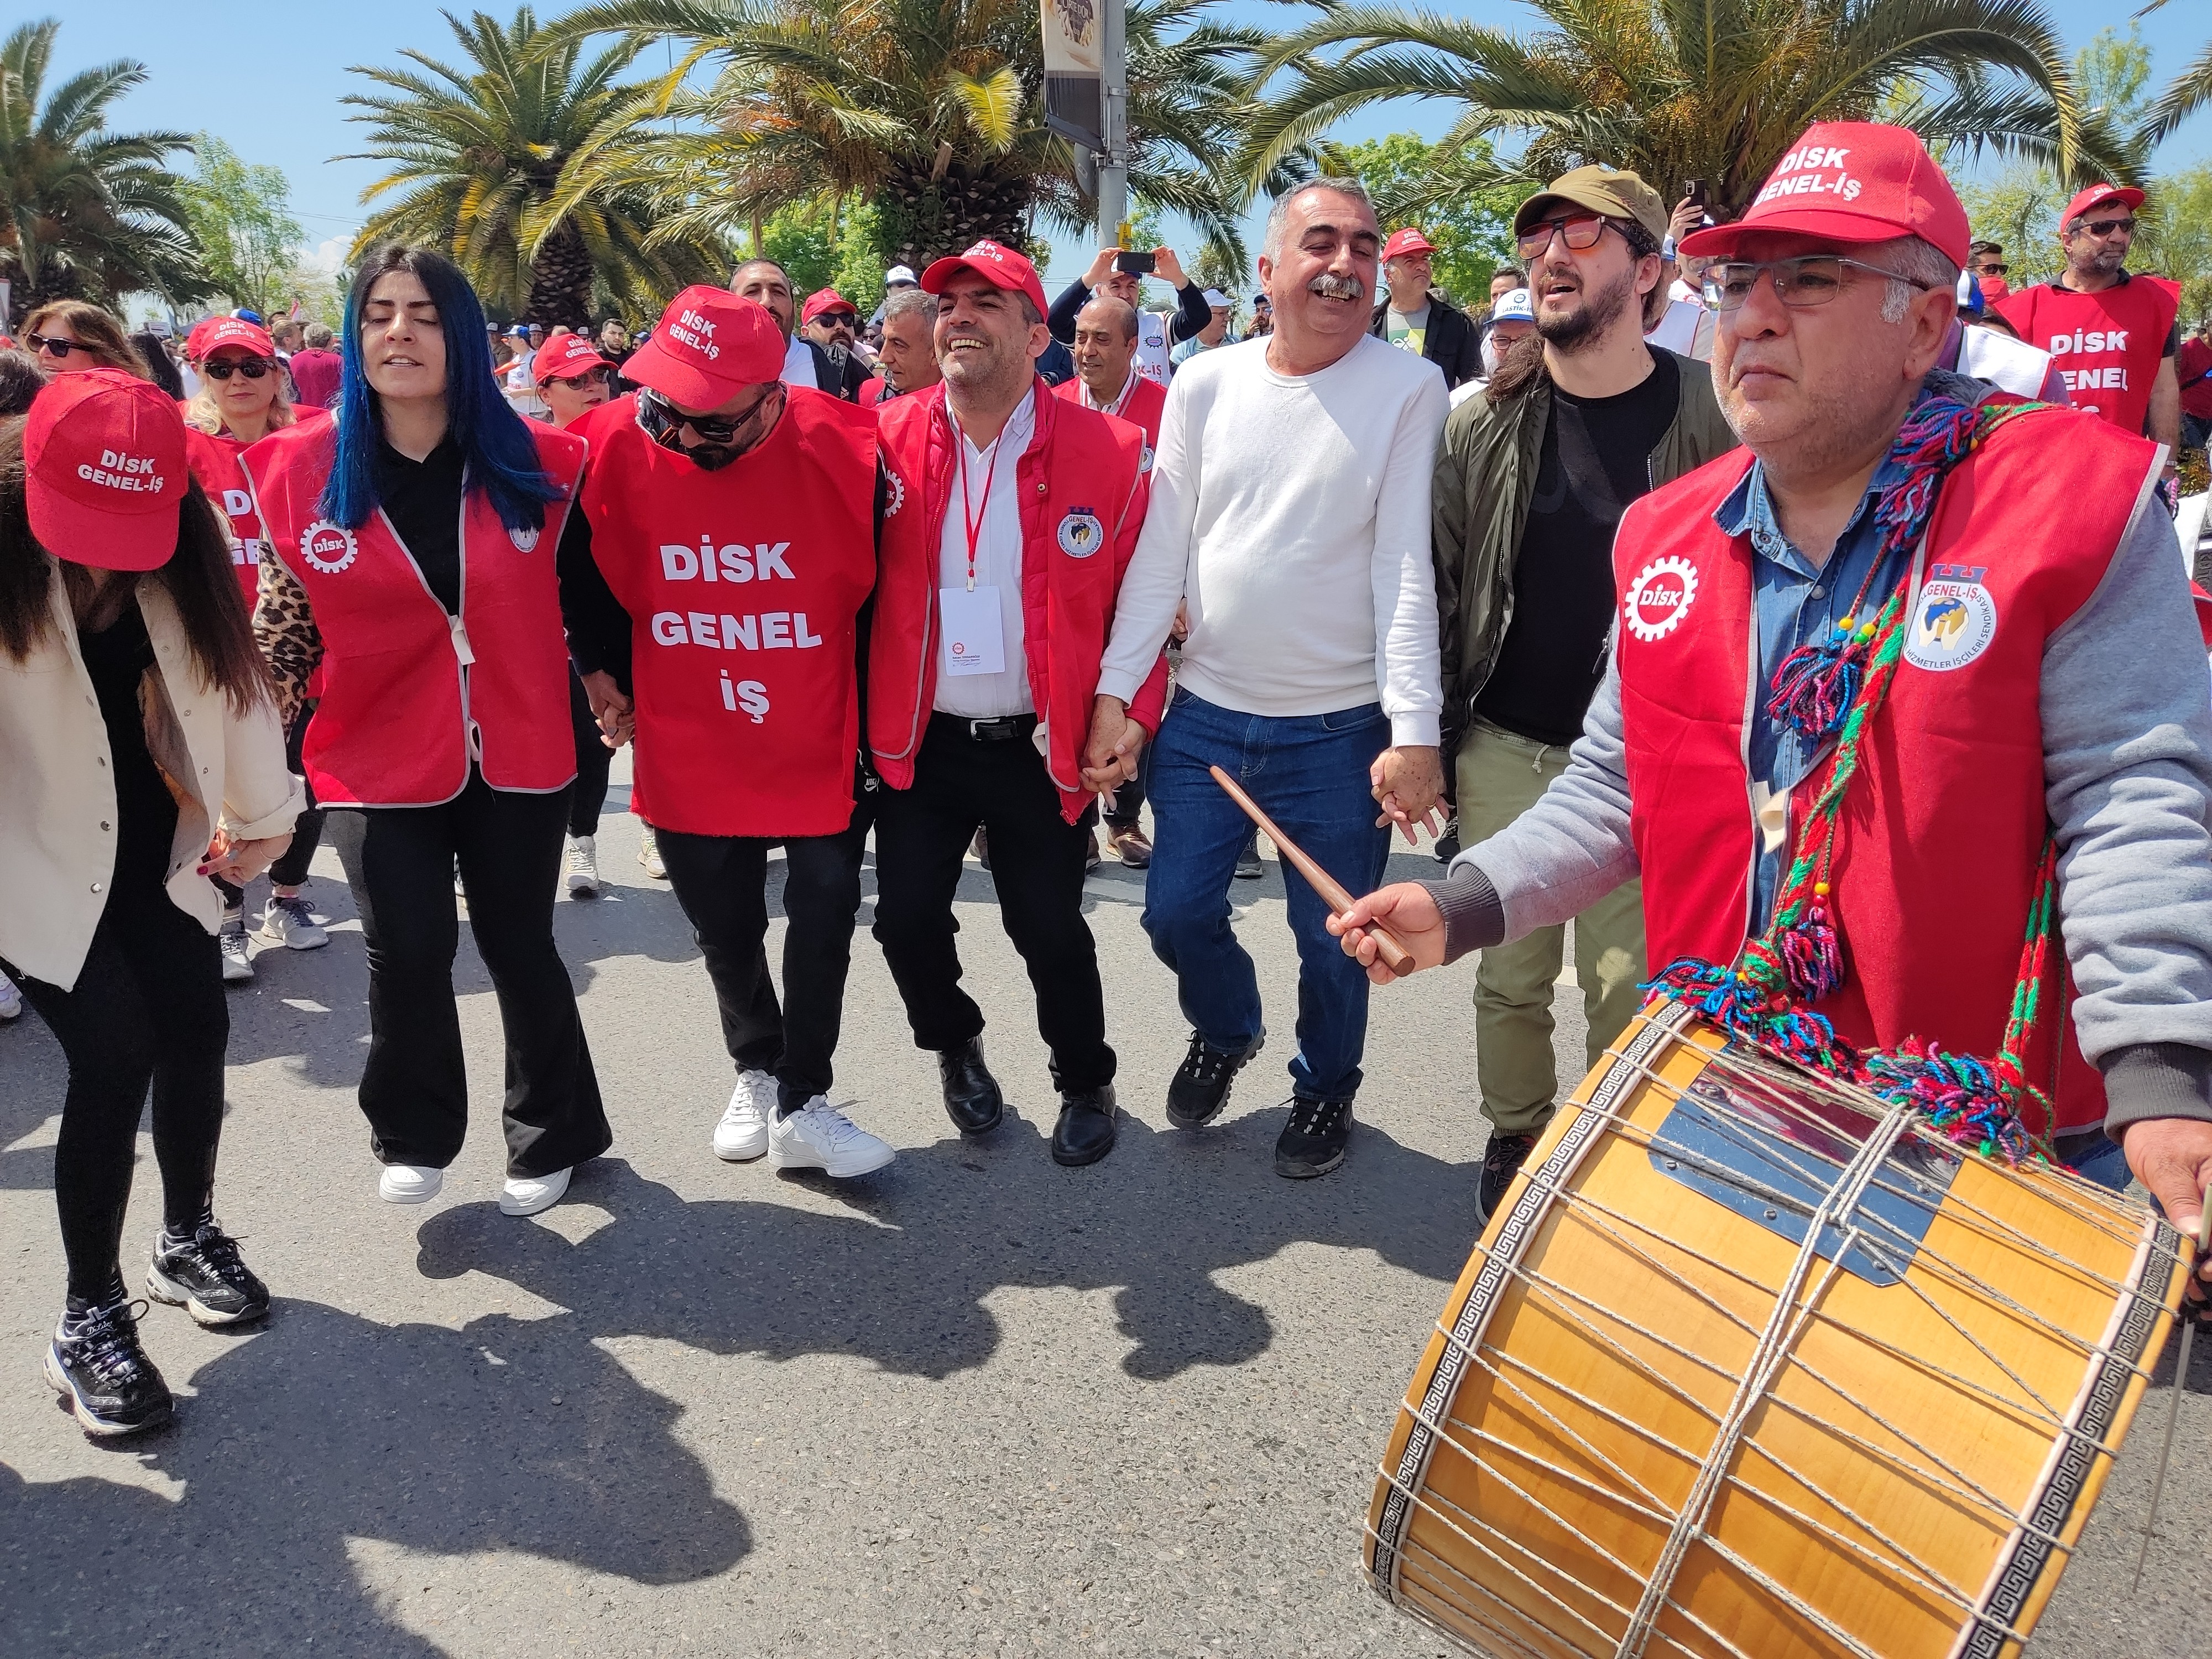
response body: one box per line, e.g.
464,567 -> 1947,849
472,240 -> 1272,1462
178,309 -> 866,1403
2056,1129 -> 2132,1192
1141,687 -> 1391,1101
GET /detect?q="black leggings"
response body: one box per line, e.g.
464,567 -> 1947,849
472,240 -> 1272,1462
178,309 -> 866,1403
10,883 -> 228,1302
568,670 -> 613,840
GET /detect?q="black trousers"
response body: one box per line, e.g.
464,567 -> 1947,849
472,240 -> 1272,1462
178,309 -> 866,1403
324,770 -> 611,1177
1103,743 -> 1148,831
10,878 -> 227,1302
212,701 -> 325,909
655,795 -> 872,1111
872,714 -> 1113,1092
568,670 -> 613,841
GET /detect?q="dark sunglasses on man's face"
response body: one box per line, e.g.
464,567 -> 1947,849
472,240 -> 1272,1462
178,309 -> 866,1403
26,332 -> 84,359
1976,261 -> 2009,275
1515,212 -> 1615,262
204,356 -> 274,380
817,312 -> 858,328
2075,216 -> 2136,239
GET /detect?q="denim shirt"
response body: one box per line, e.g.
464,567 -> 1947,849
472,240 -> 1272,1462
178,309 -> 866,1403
1715,373 -> 1983,930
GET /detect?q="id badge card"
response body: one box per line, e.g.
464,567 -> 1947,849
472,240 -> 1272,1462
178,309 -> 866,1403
940,585 -> 1007,676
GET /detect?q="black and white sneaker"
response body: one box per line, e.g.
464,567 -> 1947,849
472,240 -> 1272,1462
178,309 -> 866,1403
1166,1030 -> 1262,1129
1275,1096 -> 1353,1178
146,1222 -> 270,1327
1475,1132 -> 1540,1225
45,1300 -> 173,1437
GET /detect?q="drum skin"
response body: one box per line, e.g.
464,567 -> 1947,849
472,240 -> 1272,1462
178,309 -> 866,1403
1366,1001 -> 2193,1659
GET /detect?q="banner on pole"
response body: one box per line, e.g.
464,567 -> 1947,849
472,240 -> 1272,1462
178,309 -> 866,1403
1040,0 -> 1104,154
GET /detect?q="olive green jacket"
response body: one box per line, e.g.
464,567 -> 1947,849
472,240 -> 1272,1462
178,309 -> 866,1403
1432,349 -> 1739,763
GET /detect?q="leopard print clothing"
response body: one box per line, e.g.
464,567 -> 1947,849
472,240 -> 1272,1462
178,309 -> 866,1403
253,552 -> 324,726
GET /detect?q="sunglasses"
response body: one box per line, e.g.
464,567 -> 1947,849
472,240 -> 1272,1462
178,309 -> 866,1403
203,356 -> 275,380
1515,213 -> 1620,262
1701,255 -> 1936,311
26,332 -> 84,359
1976,261 -> 2009,275
2074,216 -> 2136,239
814,313 -> 859,328
550,367 -> 613,389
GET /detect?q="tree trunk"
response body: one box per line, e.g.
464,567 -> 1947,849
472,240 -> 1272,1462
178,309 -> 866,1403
877,163 -> 1035,270
523,221 -> 595,330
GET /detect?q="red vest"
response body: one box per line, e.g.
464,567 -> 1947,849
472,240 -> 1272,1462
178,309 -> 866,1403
1053,372 -> 1167,468
572,392 -> 879,838
239,419 -> 585,807
1613,405 -> 2162,1135
184,408 -> 331,608
1994,275 -> 2178,436
869,379 -> 1165,825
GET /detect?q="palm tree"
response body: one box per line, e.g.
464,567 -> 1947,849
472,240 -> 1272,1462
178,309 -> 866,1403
544,0 -> 1277,273
1239,0 -> 2128,225
0,19 -> 209,326
342,7 -> 731,326
2137,1 -> 2212,149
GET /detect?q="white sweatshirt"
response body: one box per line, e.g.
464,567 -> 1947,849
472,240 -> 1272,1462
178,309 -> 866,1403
1095,334 -> 1448,746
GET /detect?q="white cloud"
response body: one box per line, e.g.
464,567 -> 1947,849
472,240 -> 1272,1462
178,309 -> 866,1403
310,236 -> 352,275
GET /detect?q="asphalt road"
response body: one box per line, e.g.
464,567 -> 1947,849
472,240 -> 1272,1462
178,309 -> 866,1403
1,760 -> 2205,1658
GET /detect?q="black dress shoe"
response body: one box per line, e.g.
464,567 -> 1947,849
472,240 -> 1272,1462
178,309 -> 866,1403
938,1036 -> 1004,1135
1051,1086 -> 1118,1166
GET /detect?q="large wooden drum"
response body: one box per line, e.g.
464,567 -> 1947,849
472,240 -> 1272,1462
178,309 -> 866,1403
1368,1000 -> 2195,1659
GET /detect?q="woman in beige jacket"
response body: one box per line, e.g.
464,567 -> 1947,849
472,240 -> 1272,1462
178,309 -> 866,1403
0,369 -> 302,1437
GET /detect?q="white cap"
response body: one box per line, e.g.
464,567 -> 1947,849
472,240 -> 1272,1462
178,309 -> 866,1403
1202,288 -> 1231,308
1492,287 -> 1536,324
884,265 -> 919,286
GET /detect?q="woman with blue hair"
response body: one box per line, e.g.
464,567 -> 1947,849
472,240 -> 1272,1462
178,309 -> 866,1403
241,244 -> 612,1218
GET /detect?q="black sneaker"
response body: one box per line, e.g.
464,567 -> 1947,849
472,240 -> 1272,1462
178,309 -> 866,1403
1166,1031 -> 1262,1128
1234,835 -> 1264,880
44,1300 -> 173,1437
1275,1096 -> 1353,1178
1433,817 -> 1460,863
146,1222 -> 270,1327
1475,1132 -> 1540,1225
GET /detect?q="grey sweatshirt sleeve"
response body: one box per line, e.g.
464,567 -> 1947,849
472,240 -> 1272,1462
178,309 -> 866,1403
2042,501 -> 2212,1131
1419,659 -> 1642,962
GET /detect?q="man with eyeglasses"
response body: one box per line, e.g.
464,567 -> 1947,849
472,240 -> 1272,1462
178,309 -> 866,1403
1337,122 -> 2212,1264
1430,165 -> 1738,1219
1993,184 -> 2182,470
556,286 -> 902,1180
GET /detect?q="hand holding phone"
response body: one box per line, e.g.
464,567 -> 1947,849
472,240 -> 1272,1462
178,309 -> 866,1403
1114,250 -> 1157,276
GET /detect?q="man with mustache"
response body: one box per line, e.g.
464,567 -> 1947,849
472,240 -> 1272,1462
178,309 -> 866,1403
1430,165 -> 1738,1221
868,241 -> 1165,1168
1086,178 -> 1449,1181
732,257 -> 872,403
1334,124 -> 2212,1274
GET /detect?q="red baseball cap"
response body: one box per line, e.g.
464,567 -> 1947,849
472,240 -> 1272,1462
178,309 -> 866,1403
189,315 -> 275,362
2060,182 -> 2145,231
622,287 -> 784,409
1381,228 -> 1437,260
1681,121 -> 1970,269
533,332 -> 611,385
800,288 -> 859,327
920,240 -> 1049,322
23,368 -> 191,571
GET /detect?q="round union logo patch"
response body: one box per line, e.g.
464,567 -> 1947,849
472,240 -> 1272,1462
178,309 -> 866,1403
1903,575 -> 1998,672
299,520 -> 358,576
508,524 -> 541,552
1623,556 -> 1698,642
1057,509 -> 1104,557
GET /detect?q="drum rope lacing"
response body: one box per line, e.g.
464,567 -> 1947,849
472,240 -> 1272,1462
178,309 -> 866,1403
1646,395 -> 2067,1165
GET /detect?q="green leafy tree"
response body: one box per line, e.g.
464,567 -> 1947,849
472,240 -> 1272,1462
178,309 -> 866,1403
755,196 -> 895,314
342,7 -> 731,326
1322,131 -> 1517,305
175,135 -> 304,319
0,18 -> 209,324
1239,0 -> 2128,223
2135,164 -> 2212,332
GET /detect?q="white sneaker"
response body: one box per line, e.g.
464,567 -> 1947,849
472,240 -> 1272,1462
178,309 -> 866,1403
767,1097 -> 896,1178
259,891 -> 328,950
0,970 -> 20,1020
500,1166 -> 571,1217
637,823 -> 666,879
219,912 -> 254,983
713,1070 -> 776,1161
378,1164 -> 443,1204
565,834 -> 603,896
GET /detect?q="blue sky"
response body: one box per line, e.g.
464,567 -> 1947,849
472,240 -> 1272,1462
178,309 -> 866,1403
43,0 -> 2212,295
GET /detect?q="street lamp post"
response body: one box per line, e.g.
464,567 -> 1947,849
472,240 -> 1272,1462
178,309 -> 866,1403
1098,0 -> 1127,248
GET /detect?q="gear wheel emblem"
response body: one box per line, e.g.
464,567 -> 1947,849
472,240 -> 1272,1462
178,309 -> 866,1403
1623,556 -> 1699,643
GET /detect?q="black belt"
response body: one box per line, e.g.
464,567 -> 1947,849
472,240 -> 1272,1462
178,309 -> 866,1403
931,711 -> 1038,743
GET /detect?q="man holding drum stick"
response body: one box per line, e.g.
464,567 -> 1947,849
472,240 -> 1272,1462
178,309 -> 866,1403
1334,122 -> 2212,1270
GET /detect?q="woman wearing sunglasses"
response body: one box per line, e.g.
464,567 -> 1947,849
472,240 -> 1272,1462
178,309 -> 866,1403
20,301 -> 150,378
2,370 -> 304,1435
239,244 -> 610,1218
181,315 -> 335,979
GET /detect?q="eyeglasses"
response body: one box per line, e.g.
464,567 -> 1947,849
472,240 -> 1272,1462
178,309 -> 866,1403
2073,216 -> 2136,239
1515,213 -> 1617,262
1701,255 -> 1936,311
203,356 -> 274,380
25,332 -> 83,359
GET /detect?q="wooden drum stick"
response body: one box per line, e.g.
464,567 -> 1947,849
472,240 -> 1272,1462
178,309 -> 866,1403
1208,765 -> 1415,979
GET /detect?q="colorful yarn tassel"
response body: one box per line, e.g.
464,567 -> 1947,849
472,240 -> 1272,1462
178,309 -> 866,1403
1859,1040 -> 2044,1165
1766,615 -> 1879,742
1776,888 -> 1844,1002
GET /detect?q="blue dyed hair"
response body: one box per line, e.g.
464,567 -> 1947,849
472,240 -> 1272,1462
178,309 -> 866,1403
319,244 -> 564,532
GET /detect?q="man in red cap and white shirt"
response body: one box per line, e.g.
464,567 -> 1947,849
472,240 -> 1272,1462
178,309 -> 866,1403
1369,227 -> 1481,388
1995,183 -> 2182,467
558,285 -> 902,1178
868,238 -> 1165,1168
1335,122 -> 2212,1271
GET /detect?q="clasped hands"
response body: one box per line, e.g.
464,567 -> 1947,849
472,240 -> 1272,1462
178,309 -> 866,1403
580,670 -> 635,750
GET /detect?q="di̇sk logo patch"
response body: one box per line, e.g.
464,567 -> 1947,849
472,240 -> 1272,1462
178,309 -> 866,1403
508,524 -> 541,552
883,472 -> 906,517
1058,508 -> 1104,557
1903,568 -> 1998,672
299,519 -> 359,576
1623,556 -> 1698,642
